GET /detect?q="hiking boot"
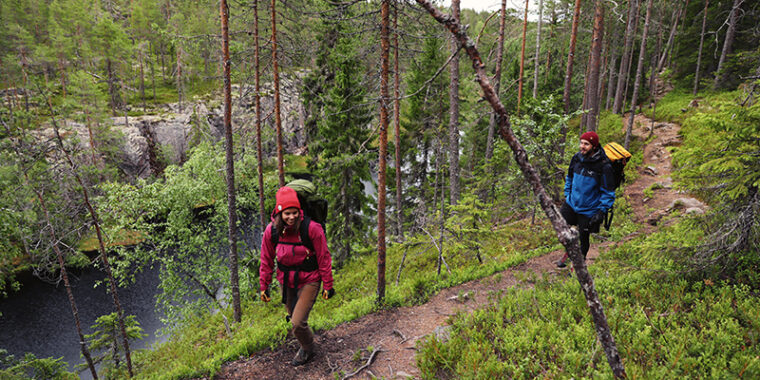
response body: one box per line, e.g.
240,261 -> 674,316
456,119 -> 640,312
556,259 -> 567,268
291,347 -> 314,366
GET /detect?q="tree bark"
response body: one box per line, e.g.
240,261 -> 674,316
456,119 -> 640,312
584,1 -> 605,132
254,0 -> 266,231
484,0 -> 507,169
533,0 -> 543,99
45,97 -> 134,377
377,0 -> 390,305
272,0 -> 285,187
3,125 -> 99,380
220,0 -> 242,324
517,0 -> 529,115
625,0 -> 653,150
393,3 -> 403,240
714,0 -> 743,89
139,47 -> 146,112
562,0 -> 582,114
413,2 -> 627,377
448,0 -> 461,205
656,2 -> 684,73
605,28 -> 619,110
693,0 -> 709,95
613,0 -> 639,114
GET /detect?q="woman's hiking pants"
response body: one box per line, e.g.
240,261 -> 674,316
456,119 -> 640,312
285,281 -> 321,352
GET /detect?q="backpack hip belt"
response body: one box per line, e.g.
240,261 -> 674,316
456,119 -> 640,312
277,255 -> 319,304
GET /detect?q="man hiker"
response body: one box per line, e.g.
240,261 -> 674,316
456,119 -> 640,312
260,186 -> 335,366
557,131 -> 616,268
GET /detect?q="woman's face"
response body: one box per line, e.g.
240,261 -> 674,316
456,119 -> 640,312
282,207 -> 299,226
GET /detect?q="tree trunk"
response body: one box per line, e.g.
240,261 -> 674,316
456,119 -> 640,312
621,7 -> 640,113
45,99 -> 134,377
605,29 -> 619,110
149,40 -> 156,104
393,2 -> 403,240
106,58 -> 119,116
714,0 -> 743,89
220,0 -> 242,324
437,137 -> 446,276
484,0 -> 507,169
448,0 -> 461,205
377,0 -> 390,305
413,2 -> 627,377
625,0 -> 653,149
139,47 -> 146,112
517,0 -> 529,115
656,2 -> 684,73
533,0 -> 543,99
584,1 -> 605,132
254,0 -> 266,230
693,0 -> 709,95
545,3 -> 556,86
272,0 -> 285,187
613,0 -> 639,114
176,44 -> 183,112
562,0 -> 582,114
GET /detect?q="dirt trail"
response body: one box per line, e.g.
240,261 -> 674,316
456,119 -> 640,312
211,113 -> 701,380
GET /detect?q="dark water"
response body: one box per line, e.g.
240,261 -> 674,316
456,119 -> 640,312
0,265 -> 164,377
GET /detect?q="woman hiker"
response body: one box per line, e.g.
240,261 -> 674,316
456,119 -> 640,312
259,186 -> 335,366
557,131 -> 616,268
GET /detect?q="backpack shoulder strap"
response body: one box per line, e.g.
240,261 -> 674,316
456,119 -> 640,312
270,223 -> 279,246
299,217 -> 314,252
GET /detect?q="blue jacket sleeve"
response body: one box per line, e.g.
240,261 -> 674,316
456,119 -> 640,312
598,162 -> 616,212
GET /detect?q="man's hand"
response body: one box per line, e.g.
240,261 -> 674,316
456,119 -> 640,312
260,289 -> 271,303
322,288 -> 335,300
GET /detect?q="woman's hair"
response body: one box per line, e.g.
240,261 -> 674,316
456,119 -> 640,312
273,209 -> 301,238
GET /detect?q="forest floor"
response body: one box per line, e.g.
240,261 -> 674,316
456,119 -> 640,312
210,113 -> 704,380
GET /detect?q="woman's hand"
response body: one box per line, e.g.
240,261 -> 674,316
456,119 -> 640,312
260,289 -> 271,303
322,288 -> 335,300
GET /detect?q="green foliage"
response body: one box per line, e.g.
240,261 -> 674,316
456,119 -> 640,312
305,4 -> 374,264
0,349 -> 76,380
78,313 -> 145,379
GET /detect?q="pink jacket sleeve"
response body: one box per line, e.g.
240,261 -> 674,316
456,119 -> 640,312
309,222 -> 334,291
259,223 -> 276,291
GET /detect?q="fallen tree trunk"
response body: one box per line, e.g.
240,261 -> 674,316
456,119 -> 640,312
413,0 -> 627,377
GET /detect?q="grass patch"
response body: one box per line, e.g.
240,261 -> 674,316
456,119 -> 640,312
415,219 -> 760,379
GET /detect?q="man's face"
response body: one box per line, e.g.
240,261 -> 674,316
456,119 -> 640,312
282,208 -> 299,226
580,139 -> 593,155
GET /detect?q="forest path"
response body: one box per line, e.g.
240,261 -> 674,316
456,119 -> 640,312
210,113 -> 700,380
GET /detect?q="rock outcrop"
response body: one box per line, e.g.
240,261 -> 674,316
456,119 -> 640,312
47,72 -> 309,180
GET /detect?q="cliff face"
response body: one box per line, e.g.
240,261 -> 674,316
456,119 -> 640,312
50,73 -> 308,180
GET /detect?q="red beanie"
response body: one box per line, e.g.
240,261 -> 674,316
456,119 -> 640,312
580,131 -> 600,147
272,186 -> 300,216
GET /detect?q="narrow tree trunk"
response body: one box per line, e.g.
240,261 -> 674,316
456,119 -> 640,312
437,137 -> 446,276
413,2 -> 627,377
656,2 -> 684,73
545,4 -> 556,86
139,48 -> 146,112
393,2 -> 403,240
58,53 -> 67,99
621,8 -> 640,112
149,40 -> 156,104
45,99 -> 134,377
176,45 -> 183,112
714,0 -> 743,89
220,0 -> 242,324
272,0 -> 285,187
585,1 -> 605,132
484,0 -> 507,168
448,0 -> 461,205
693,0 -> 709,95
517,0 -> 530,115
625,0 -> 653,149
650,24 -> 663,96
254,0 -> 266,230
605,28 -> 619,110
106,58 -> 119,116
613,0 -> 639,114
377,0 -> 390,305
533,0 -> 544,98
562,0 -> 582,114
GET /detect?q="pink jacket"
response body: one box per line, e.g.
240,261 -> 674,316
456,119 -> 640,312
259,213 -> 334,292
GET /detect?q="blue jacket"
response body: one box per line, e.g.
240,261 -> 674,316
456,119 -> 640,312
564,148 -> 616,217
